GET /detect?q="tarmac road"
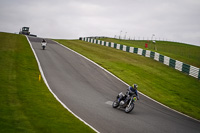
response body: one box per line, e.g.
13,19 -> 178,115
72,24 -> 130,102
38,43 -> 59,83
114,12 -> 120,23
28,36 -> 200,133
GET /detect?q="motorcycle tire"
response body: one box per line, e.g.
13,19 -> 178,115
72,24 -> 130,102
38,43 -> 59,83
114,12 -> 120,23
125,103 -> 134,113
42,46 -> 45,50
112,100 -> 119,108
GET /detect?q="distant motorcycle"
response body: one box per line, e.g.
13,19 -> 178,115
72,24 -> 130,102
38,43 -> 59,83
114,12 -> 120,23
41,39 -> 47,50
112,91 -> 137,113
41,42 -> 47,50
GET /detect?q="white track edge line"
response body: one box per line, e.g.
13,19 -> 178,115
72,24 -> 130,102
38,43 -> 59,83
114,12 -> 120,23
26,36 -> 100,133
53,40 -> 200,123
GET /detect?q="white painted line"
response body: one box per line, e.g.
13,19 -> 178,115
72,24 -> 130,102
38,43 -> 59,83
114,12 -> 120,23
54,40 -> 200,123
105,101 -> 113,106
26,36 -> 100,133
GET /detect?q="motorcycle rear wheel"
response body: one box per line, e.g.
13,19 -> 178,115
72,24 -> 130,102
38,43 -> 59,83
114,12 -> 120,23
125,103 -> 134,113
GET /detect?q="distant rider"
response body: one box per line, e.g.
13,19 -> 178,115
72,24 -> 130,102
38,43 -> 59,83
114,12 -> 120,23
42,39 -> 46,44
41,39 -> 47,50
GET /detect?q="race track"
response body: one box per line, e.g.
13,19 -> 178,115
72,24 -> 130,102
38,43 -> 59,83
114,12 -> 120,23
28,36 -> 200,133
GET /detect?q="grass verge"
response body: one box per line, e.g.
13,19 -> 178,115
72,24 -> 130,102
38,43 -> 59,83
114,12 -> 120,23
99,38 -> 200,68
55,39 -> 200,120
0,32 -> 95,133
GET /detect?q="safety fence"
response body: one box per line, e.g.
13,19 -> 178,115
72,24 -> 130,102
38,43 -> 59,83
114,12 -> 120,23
81,37 -> 200,80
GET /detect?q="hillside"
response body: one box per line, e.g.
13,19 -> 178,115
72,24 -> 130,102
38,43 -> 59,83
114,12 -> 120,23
99,38 -> 200,68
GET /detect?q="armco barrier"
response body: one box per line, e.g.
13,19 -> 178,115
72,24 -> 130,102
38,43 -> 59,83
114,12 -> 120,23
81,37 -> 200,79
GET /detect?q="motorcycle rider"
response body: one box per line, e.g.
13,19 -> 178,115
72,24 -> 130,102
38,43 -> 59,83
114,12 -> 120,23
118,84 -> 139,102
128,84 -> 139,100
41,39 -> 47,50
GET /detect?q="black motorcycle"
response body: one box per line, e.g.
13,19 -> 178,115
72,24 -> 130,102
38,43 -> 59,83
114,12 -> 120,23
112,91 -> 137,113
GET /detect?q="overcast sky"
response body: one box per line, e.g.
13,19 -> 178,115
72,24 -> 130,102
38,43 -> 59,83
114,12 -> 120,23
0,0 -> 200,46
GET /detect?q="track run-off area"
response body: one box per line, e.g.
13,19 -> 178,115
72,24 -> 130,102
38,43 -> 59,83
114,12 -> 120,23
27,36 -> 200,133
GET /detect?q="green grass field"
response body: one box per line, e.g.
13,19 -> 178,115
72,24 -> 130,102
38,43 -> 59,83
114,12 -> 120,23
55,39 -> 200,120
0,32 -> 95,133
99,38 -> 200,68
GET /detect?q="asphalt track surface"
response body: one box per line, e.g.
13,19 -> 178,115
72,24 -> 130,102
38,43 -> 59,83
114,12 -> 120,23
28,36 -> 200,133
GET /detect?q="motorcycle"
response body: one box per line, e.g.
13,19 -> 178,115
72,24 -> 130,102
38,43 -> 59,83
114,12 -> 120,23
112,91 -> 137,113
41,42 -> 47,50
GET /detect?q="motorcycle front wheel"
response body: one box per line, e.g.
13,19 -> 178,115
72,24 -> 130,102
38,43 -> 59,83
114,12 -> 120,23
112,100 -> 119,108
125,103 -> 134,113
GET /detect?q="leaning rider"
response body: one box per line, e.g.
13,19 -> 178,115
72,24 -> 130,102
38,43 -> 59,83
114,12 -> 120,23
127,84 -> 139,100
118,84 -> 139,102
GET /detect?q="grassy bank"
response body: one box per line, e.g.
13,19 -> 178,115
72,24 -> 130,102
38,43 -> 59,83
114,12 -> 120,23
55,39 -> 200,120
99,38 -> 200,68
0,32 -> 95,133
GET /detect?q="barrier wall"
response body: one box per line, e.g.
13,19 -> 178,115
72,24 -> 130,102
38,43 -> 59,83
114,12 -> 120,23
81,37 -> 200,79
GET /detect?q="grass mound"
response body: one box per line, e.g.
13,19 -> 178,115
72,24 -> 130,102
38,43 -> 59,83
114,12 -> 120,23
99,38 -> 200,68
